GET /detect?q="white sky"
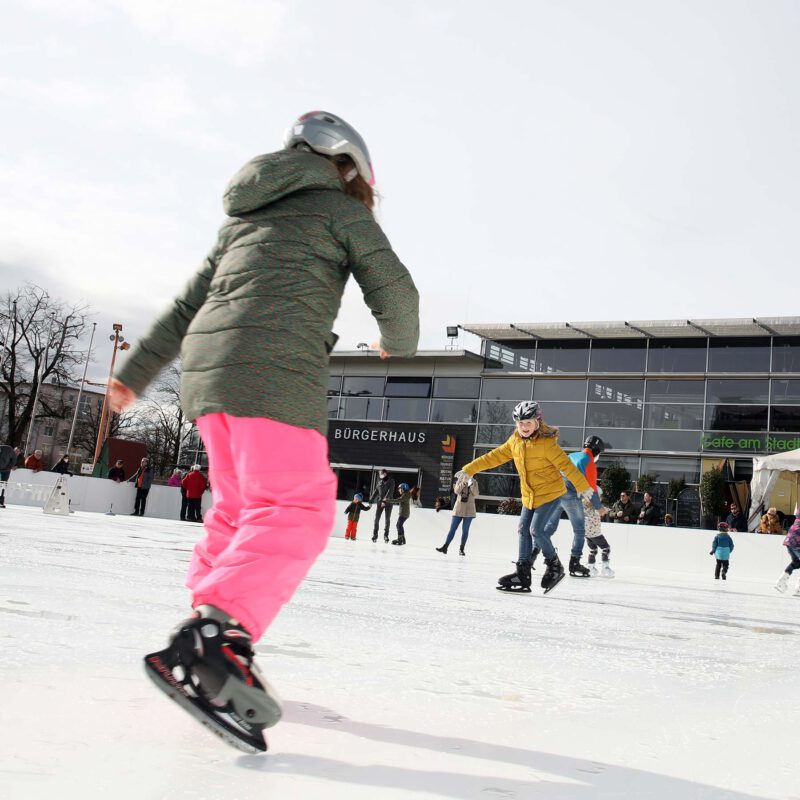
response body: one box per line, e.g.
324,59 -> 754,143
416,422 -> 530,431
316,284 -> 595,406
2,0 -> 799,377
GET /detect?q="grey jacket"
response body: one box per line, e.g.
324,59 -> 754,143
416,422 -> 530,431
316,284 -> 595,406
0,445 -> 16,472
128,466 -> 154,490
114,150 -> 419,435
370,477 -> 396,504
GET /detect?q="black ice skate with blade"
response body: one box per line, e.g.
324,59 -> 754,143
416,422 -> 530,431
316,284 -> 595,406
143,605 -> 282,754
497,560 -> 532,593
542,555 -> 566,594
569,556 -> 591,578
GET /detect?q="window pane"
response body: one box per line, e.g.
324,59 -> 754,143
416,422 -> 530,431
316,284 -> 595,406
771,379 -> 800,404
705,405 -> 768,431
535,341 -> 590,373
479,474 -> 521,497
589,428 -> 642,450
327,376 -> 342,396
476,424 -> 514,444
479,399 -> 518,424
646,338 -> 707,373
641,430 -> 702,453
383,398 -> 430,421
640,456 -> 701,483
430,399 -> 478,424
596,454 -> 640,479
433,377 -> 481,398
342,376 -> 385,397
384,377 -> 431,397
339,397 -> 383,419
586,402 -> 643,428
484,342 -> 536,372
589,340 -> 647,373
645,379 -> 706,403
588,379 -> 644,405
327,397 -> 339,418
538,402 -> 585,427
533,379 -> 587,402
555,426 -> 584,450
772,336 -> 800,373
706,379 -> 769,404
770,406 -> 800,432
707,337 -> 770,373
644,403 -> 704,430
481,377 -> 533,401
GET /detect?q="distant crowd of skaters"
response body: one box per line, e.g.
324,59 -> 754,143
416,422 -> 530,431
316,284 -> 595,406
339,399 -> 800,596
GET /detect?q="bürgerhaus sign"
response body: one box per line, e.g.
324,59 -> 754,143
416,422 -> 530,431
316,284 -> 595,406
332,426 -> 427,444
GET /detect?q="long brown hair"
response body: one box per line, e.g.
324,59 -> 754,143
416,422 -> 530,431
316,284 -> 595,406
533,420 -> 559,439
331,155 -> 375,211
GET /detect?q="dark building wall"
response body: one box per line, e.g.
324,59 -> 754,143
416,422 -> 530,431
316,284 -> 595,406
328,420 -> 476,507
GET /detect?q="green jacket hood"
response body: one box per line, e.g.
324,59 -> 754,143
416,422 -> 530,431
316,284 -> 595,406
223,149 -> 343,216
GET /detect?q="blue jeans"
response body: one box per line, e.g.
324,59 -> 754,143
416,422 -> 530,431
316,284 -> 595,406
543,481 -> 587,558
786,546 -> 800,573
517,497 -> 563,561
444,516 -> 473,548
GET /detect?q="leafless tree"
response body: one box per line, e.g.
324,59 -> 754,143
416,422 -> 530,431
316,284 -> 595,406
0,284 -> 90,447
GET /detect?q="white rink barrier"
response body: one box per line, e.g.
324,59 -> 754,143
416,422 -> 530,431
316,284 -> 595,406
331,500 -> 790,581
1,469 -> 212,519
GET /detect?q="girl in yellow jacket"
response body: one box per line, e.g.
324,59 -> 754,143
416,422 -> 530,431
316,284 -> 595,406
459,401 -> 593,593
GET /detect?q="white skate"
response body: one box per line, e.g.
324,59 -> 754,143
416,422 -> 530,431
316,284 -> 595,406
600,562 -> 615,578
775,573 -> 789,593
588,563 -> 599,577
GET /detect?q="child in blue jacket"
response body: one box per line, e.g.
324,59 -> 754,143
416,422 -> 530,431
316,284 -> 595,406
710,522 -> 734,580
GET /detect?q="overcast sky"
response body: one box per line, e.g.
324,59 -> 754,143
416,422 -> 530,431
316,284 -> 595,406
2,0 -> 799,379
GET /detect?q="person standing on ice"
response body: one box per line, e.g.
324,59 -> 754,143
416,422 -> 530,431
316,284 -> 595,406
369,469 -> 396,542
775,507 -> 800,595
710,521 -> 734,580
435,472 -> 479,556
107,110 -> 419,753
388,482 -> 412,545
343,493 -> 370,540
537,434 -> 605,579
582,495 -> 615,577
458,401 -> 594,594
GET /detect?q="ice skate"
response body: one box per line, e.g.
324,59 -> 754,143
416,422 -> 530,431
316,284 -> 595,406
569,555 -> 591,578
793,581 -> 800,597
459,546 -> 466,556
371,534 -> 377,543
775,573 -> 789,593
143,605 -> 281,754
435,544 -> 448,554
600,561 -> 615,578
588,562 -> 599,577
391,535 -> 406,546
497,560 -> 532,593
541,555 -> 566,594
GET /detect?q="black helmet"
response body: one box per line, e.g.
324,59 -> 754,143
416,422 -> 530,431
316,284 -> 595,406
584,435 -> 605,457
512,400 -> 542,421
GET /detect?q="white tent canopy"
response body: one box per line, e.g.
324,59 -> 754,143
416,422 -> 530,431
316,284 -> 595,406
748,449 -> 800,530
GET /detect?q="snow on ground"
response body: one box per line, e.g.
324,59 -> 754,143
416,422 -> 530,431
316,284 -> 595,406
0,504 -> 796,800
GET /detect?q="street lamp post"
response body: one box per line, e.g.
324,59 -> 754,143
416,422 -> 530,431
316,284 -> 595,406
65,322 -> 97,464
92,324 -> 131,466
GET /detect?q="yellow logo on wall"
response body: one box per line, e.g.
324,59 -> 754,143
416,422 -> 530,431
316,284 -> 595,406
441,435 -> 456,454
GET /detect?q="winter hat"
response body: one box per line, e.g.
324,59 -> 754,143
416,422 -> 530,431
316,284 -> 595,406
354,493 -> 363,501
717,521 -> 730,532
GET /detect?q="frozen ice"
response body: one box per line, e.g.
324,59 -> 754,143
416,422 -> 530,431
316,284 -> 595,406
0,504 -> 795,799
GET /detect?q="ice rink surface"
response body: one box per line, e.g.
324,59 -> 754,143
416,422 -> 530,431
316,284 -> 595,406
1,504 -> 796,800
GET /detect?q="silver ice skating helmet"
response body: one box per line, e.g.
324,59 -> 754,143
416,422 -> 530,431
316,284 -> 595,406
354,493 -> 363,501
512,400 -> 542,422
283,110 -> 375,186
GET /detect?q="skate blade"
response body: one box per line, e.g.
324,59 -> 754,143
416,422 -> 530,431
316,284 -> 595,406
542,573 -> 566,595
144,651 -> 267,755
496,585 -> 532,593
569,572 -> 591,578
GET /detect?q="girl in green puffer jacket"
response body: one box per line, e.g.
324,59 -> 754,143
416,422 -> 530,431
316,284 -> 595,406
108,111 -> 419,753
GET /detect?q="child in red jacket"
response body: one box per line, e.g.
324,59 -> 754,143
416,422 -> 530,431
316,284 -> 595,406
181,465 -> 207,523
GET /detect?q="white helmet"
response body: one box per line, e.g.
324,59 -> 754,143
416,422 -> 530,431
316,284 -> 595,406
283,110 -> 375,186
512,400 -> 542,421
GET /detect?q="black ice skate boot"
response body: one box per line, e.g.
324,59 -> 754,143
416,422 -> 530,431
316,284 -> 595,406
143,605 -> 282,754
569,555 -> 591,578
541,555 -> 566,594
435,544 -> 448,554
459,546 -> 466,556
497,560 -> 532,593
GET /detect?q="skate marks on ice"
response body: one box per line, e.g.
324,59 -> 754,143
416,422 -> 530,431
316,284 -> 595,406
232,700 -> 770,800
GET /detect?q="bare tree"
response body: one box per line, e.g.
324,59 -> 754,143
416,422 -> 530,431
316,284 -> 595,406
60,399 -> 138,460
0,285 -> 90,447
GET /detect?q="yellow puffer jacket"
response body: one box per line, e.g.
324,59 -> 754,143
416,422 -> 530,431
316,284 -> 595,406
462,432 -> 591,510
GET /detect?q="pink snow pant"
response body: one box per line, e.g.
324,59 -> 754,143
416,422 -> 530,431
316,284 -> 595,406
186,413 -> 336,641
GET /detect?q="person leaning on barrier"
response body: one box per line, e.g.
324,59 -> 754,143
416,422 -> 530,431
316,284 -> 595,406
24,449 -> 44,472
108,460 -> 126,482
51,455 -> 73,476
0,444 -> 20,509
